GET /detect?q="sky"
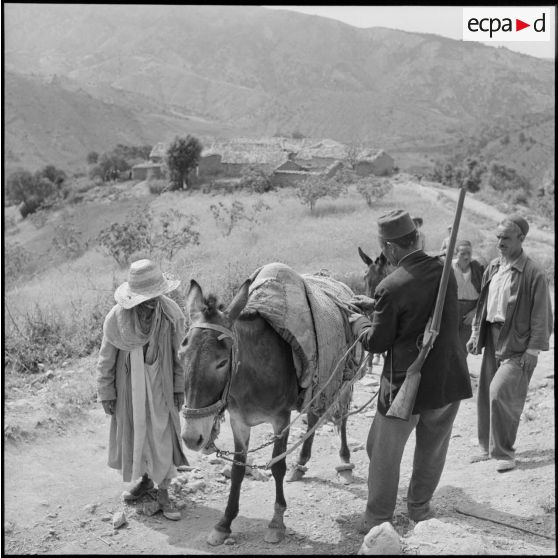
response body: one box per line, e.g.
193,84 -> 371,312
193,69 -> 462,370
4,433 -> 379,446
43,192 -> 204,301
264,5 -> 555,59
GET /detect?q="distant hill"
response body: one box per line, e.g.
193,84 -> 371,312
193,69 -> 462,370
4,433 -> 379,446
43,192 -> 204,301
3,72 -> 238,174
4,4 -> 554,174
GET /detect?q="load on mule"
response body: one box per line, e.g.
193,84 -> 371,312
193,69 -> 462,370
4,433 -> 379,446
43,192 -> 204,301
179,262 -> 365,546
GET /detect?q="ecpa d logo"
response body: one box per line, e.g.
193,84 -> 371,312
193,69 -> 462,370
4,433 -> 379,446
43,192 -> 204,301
462,7 -> 552,42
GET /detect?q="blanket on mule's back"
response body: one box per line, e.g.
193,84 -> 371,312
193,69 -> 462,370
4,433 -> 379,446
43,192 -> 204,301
244,262 -> 362,416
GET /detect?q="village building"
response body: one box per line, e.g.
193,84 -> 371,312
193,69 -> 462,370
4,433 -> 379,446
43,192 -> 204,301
353,149 -> 395,177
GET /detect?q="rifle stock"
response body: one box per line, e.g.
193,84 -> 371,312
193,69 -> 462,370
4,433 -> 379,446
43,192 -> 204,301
386,339 -> 433,420
385,186 -> 468,420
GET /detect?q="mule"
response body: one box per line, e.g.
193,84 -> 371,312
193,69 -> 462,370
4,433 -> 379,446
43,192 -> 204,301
358,246 -> 394,296
358,247 -> 395,365
179,278 -> 354,546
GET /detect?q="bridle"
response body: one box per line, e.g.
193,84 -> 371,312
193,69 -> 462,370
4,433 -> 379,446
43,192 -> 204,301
181,322 -> 240,422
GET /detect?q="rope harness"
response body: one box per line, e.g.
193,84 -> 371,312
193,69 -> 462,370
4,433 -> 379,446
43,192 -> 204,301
180,304 -> 379,470
181,322 -> 239,432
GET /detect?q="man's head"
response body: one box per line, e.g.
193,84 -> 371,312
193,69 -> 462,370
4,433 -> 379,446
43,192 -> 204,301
496,215 -> 528,262
377,209 -> 418,266
455,240 -> 473,269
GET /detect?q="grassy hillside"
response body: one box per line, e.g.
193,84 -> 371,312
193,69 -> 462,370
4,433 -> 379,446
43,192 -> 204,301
5,175 -> 553,379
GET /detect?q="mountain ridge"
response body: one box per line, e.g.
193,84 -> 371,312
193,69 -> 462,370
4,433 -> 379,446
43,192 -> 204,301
4,4 -> 554,177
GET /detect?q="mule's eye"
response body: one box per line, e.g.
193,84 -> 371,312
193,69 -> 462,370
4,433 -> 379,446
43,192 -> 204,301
216,359 -> 228,369
181,336 -> 189,347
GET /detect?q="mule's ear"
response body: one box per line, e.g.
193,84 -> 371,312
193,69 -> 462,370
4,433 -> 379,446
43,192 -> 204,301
225,278 -> 251,321
358,246 -> 373,266
186,279 -> 204,321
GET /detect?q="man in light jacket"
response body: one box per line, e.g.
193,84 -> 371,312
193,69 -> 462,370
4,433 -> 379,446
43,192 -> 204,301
467,215 -> 553,472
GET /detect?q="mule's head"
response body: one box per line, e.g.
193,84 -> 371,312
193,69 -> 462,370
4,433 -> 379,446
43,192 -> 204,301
358,246 -> 394,297
179,278 -> 250,452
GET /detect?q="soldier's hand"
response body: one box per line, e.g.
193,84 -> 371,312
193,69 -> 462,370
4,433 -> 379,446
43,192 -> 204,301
466,337 -> 479,355
101,399 -> 116,415
520,352 -> 538,376
174,392 -> 185,409
350,295 -> 376,313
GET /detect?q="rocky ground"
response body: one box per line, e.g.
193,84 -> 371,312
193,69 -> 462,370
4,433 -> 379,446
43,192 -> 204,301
3,338 -> 555,555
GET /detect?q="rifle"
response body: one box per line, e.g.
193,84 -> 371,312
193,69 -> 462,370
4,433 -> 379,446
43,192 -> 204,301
386,185 -> 468,420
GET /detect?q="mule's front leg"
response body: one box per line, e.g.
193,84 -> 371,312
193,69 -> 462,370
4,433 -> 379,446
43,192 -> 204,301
335,415 -> 355,485
207,420 -> 250,546
265,413 -> 290,543
287,411 -> 318,482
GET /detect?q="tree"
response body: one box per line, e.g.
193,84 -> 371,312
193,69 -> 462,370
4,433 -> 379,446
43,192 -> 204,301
296,175 -> 347,214
6,169 -> 59,217
239,166 -> 274,193
166,135 -> 202,191
356,178 -> 393,207
87,151 -> 99,164
40,165 -> 66,186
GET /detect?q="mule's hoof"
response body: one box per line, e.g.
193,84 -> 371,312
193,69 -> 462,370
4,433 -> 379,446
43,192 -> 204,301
264,527 -> 286,544
337,469 -> 353,485
207,528 -> 229,546
286,464 -> 307,482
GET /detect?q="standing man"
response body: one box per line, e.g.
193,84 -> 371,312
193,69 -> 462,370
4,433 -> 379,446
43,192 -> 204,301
467,216 -> 553,472
97,259 -> 189,520
439,225 -> 453,258
412,216 -> 426,251
350,209 -> 472,532
452,240 -> 484,356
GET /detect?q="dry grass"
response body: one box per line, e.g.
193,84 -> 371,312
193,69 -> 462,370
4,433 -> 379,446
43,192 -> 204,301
4,176 -> 554,437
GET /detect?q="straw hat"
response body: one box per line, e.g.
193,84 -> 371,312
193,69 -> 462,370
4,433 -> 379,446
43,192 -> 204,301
114,259 -> 180,309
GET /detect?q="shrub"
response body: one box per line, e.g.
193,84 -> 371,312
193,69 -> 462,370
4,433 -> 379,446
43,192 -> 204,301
210,199 -> 271,236
296,175 -> 347,214
239,166 -> 274,193
489,163 -> 531,192
356,178 -> 393,207
51,215 -> 88,260
4,296 -> 111,375
27,208 -> 49,228
148,179 -> 169,195
152,209 -> 200,261
4,242 -> 33,284
6,170 -> 63,217
97,205 -> 154,266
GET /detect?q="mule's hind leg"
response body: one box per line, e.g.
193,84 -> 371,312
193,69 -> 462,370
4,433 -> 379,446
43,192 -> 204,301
207,418 -> 250,546
335,415 -> 355,484
286,411 -> 319,482
265,412 -> 291,544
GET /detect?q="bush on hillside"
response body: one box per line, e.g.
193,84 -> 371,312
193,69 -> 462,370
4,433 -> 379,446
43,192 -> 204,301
210,199 -> 271,236
6,167 -> 68,218
148,179 -> 169,195
356,178 -> 393,207
239,166 -> 274,193
4,297 -> 110,375
51,213 -> 89,260
5,242 -> 33,285
97,204 -> 201,265
152,209 -> 200,261
97,205 -> 154,266
488,163 -> 531,192
296,175 -> 347,214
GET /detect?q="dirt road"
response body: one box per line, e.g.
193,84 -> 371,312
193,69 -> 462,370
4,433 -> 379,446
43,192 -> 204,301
3,338 -> 555,555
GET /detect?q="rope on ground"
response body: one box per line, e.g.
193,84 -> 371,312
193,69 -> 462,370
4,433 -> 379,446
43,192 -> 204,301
454,505 -> 556,541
